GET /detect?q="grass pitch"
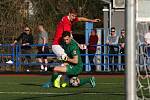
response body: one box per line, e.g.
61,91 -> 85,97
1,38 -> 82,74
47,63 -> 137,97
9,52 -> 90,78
0,74 -> 125,100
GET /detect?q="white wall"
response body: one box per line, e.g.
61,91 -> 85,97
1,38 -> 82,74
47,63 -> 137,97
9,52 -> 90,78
104,9 -> 125,31
112,10 -> 125,31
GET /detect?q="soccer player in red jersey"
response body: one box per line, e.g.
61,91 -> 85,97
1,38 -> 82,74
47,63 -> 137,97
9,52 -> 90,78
52,8 -> 100,60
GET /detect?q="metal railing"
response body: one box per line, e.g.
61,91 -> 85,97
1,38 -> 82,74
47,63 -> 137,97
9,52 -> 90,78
0,44 -> 126,72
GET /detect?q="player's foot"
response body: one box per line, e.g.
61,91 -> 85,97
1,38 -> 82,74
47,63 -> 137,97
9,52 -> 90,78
40,65 -> 44,70
26,69 -> 30,72
90,76 -> 96,88
44,67 -> 47,71
54,75 -> 62,88
42,80 -> 53,88
42,83 -> 50,88
6,60 -> 13,64
61,82 -> 67,88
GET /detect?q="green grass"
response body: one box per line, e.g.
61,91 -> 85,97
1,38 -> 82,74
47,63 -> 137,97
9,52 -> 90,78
0,75 -> 125,100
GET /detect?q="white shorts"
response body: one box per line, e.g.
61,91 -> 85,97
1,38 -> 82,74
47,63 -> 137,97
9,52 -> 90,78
52,45 -> 67,57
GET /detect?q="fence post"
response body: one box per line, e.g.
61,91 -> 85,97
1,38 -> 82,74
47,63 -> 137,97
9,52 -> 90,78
85,22 -> 93,72
15,45 -> 20,72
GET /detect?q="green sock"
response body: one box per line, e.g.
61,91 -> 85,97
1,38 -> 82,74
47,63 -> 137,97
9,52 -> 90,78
79,78 -> 91,86
51,73 -> 59,82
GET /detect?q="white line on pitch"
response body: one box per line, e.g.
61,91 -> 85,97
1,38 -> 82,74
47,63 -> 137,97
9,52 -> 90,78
0,91 -> 125,95
0,82 -> 123,85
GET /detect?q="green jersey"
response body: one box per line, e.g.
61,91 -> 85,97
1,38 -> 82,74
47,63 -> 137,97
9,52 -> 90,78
62,39 -> 83,76
62,39 -> 83,67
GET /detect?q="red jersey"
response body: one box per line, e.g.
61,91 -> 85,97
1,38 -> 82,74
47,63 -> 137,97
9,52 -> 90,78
52,16 -> 79,45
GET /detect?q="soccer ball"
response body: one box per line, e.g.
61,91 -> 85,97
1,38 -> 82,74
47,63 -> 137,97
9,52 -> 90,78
69,77 -> 80,87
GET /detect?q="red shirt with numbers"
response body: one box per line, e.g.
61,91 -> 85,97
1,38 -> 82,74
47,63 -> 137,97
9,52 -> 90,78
52,16 -> 79,45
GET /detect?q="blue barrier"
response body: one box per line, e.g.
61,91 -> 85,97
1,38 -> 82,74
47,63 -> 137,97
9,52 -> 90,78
0,44 -> 126,72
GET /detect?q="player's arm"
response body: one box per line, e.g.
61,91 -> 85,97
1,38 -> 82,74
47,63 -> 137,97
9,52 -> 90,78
67,55 -> 78,64
78,17 -> 100,22
12,33 -> 23,45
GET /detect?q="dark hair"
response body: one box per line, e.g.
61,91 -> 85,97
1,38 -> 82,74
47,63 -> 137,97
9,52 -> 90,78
62,31 -> 71,38
92,29 -> 97,33
149,25 -> 150,30
38,23 -> 44,27
111,27 -> 115,30
121,29 -> 125,33
111,27 -> 115,32
69,8 -> 78,14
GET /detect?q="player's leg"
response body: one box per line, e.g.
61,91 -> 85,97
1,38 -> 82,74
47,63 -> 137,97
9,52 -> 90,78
37,46 -> 44,71
42,72 -> 59,88
79,76 -> 96,88
51,45 -> 68,87
52,45 -> 67,60
43,50 -> 48,71
52,64 -> 77,88
66,65 -> 96,88
25,49 -> 32,72
43,58 -> 48,71
41,65 -> 64,88
25,55 -> 31,72
52,65 -> 67,88
43,46 -> 50,71
67,76 -> 96,88
38,58 -> 44,71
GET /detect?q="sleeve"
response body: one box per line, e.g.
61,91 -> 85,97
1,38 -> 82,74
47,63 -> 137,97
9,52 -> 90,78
30,35 -> 33,44
71,46 -> 78,56
118,36 -> 122,43
16,33 -> 23,41
73,17 -> 79,23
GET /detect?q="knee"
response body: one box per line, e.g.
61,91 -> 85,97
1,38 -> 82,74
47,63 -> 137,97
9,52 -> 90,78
53,67 -> 57,72
53,67 -> 59,72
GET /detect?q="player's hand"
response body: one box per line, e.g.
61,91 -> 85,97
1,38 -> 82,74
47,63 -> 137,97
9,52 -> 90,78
92,19 -> 101,23
62,55 -> 68,62
59,54 -> 68,62
79,44 -> 87,50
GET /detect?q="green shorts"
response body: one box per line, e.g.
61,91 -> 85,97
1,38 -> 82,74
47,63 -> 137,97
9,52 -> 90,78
66,64 -> 82,76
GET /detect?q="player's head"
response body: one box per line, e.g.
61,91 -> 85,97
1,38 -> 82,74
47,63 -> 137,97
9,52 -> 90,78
24,26 -> 30,34
111,27 -> 116,35
91,29 -> 97,36
68,8 -> 77,21
121,29 -> 125,35
62,31 -> 71,44
38,24 -> 44,32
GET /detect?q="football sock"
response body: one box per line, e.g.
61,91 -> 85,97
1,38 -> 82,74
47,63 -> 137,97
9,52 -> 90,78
53,74 -> 62,88
51,73 -> 59,82
79,78 -> 91,86
48,67 -> 54,72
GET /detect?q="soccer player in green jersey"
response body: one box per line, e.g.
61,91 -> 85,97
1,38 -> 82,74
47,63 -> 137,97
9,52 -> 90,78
43,31 -> 95,88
